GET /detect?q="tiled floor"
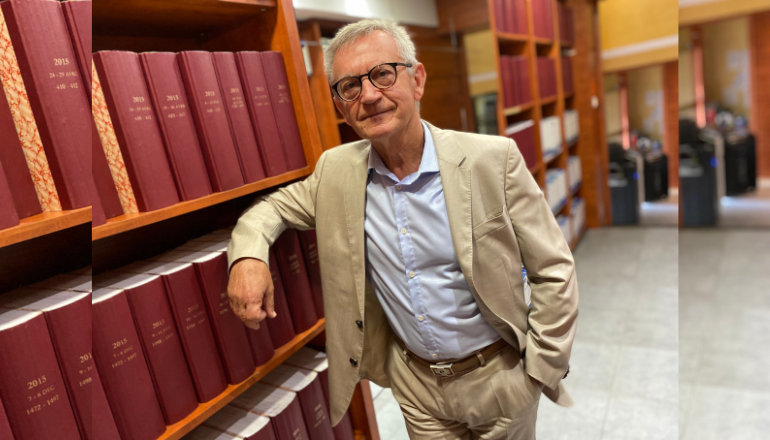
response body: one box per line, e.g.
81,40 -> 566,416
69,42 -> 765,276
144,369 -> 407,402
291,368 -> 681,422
679,229 -> 770,440
369,227 -> 680,440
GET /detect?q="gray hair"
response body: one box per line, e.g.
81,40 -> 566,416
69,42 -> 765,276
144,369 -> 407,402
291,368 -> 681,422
324,19 -> 418,85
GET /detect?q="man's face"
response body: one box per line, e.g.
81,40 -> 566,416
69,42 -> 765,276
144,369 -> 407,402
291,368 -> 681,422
332,31 -> 426,142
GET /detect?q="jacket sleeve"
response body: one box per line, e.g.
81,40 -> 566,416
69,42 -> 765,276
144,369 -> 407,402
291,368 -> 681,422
504,139 -> 579,390
227,151 -> 329,270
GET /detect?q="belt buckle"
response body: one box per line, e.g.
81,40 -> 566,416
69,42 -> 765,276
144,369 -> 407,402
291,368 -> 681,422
430,363 -> 455,377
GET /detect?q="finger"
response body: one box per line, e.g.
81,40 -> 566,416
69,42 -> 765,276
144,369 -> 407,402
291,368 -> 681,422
264,286 -> 276,318
245,301 -> 267,323
243,319 -> 261,331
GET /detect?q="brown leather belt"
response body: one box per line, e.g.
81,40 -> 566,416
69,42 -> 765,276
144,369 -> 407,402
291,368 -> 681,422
395,337 -> 510,377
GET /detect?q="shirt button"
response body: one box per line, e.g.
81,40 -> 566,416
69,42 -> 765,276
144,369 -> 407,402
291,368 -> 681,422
432,354 -> 438,359
350,358 -> 358,366
355,320 -> 363,328
396,185 -> 402,190
409,271 -> 415,278
417,315 -> 425,322
400,228 -> 407,235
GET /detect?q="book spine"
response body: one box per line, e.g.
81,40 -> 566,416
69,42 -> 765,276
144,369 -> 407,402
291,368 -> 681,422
274,230 -> 319,334
124,278 -> 198,424
1,0 -> 91,210
92,292 -> 166,440
42,294 -> 94,440
61,0 -> 91,103
177,51 -> 245,192
493,0 -> 505,32
139,52 -> 213,201
246,324 -> 275,367
92,186 -> 106,227
500,55 -> 512,108
0,86 -> 40,219
212,52 -> 267,184
0,314 -> 81,440
0,162 -> 20,230
273,398 -> 311,440
235,52 -> 289,177
93,51 -> 180,212
504,0 -> 516,34
91,366 -> 122,440
194,254 -> 256,384
162,267 -> 228,403
297,230 -> 324,319
0,397 -> 15,440
297,379 -> 334,440
333,411 -> 356,440
267,250 -> 297,348
92,61 -> 139,214
92,120 -> 124,220
0,8 -> 60,212
261,52 -> 307,172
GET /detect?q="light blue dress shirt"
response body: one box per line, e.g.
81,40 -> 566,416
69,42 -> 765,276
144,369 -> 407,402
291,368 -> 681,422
364,122 -> 501,361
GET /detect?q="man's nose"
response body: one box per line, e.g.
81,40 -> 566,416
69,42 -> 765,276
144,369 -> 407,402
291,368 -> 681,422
359,77 -> 381,104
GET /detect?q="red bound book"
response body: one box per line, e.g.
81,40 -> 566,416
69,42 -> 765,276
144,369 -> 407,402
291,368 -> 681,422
0,163 -> 19,230
204,404 -> 277,440
230,383 -> 309,440
268,250 -> 296,348
1,0 -> 91,210
508,56 -> 520,106
157,251 -> 255,384
91,366 -> 121,440
297,230 -> 324,319
61,0 -> 91,102
92,166 -> 107,227
0,397 -> 14,440
274,230 -> 319,334
504,0 -> 516,34
140,52 -> 214,201
518,58 -> 532,104
516,0 -> 527,35
246,324 -> 274,367
93,121 -> 124,220
493,0 -> 506,32
0,88 -> 40,219
212,52 -> 267,184
177,51 -> 245,192
117,260 -> 228,403
92,287 -> 166,440
93,51 -> 180,212
500,55 -> 512,108
0,289 -> 93,440
261,52 -> 307,172
506,120 -> 537,169
94,273 -> 198,424
235,52 -> 288,177
261,365 -> 333,440
0,309 -> 81,440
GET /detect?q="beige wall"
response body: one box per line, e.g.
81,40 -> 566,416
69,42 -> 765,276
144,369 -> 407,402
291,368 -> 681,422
679,27 -> 696,119
702,17 -> 751,117
604,73 -> 622,144
628,65 -> 664,141
680,0 -> 770,26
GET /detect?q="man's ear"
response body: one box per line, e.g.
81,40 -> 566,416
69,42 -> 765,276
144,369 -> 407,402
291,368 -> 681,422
412,63 -> 426,102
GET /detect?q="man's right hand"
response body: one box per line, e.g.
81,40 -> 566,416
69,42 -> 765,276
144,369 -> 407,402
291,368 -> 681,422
227,258 -> 276,330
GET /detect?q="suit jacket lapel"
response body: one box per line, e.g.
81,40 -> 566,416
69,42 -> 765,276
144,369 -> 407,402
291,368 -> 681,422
428,123 -> 474,289
344,144 -> 371,318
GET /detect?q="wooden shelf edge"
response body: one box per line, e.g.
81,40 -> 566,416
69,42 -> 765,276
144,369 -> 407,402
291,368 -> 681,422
552,199 -> 567,216
540,95 -> 558,105
571,182 -> 582,197
503,102 -> 534,116
570,225 -> 586,250
92,168 -> 311,241
528,162 -> 542,174
495,31 -> 529,43
542,148 -> 563,166
0,207 -> 92,248
157,319 -> 326,440
534,37 -> 554,46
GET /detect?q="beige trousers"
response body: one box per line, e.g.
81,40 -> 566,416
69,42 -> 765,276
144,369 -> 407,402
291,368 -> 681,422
385,339 -> 542,440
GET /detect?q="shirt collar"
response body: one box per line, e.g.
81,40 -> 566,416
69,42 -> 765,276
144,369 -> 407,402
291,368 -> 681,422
367,121 -> 439,181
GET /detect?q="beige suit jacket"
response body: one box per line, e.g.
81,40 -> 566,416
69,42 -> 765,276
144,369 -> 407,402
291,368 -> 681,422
228,122 -> 579,425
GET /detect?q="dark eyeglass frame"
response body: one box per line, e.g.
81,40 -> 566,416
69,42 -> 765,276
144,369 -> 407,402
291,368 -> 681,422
330,62 -> 413,102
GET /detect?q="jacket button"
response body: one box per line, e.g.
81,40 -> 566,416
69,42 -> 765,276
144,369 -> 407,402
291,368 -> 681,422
349,358 -> 358,366
355,320 -> 363,328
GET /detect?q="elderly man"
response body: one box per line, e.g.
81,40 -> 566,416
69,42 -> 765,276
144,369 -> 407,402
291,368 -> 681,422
227,19 -> 578,439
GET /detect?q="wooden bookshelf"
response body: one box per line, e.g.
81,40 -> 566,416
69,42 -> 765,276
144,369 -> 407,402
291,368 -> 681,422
0,207 -> 91,248
156,319 -> 325,440
488,0 -> 610,249
92,168 -> 310,240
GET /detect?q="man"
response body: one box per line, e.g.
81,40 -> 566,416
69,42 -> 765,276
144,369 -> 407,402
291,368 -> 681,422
227,19 -> 578,439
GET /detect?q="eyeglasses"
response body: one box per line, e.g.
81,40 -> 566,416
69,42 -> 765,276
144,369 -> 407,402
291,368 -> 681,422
331,62 -> 413,102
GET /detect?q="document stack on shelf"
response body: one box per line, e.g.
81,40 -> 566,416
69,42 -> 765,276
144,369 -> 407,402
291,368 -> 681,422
564,109 -> 579,145
545,168 -> 568,214
557,214 -> 572,244
540,116 -> 563,163
571,197 -> 586,237
568,155 -> 582,193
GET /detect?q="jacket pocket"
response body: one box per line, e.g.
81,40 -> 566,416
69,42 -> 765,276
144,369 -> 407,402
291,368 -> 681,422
473,208 -> 508,240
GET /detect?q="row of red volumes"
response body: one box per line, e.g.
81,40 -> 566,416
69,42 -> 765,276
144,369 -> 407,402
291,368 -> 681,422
532,0 -> 555,40
505,120 -> 537,170
537,57 -> 557,100
182,347 -> 354,440
92,48 -> 308,223
0,227 -> 325,440
492,0 -> 527,35
557,2 -> 575,46
562,56 -> 574,96
500,55 -> 532,109
0,0 -> 94,231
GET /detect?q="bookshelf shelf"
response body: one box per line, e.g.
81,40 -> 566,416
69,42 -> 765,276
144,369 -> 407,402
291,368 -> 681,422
496,31 -> 529,43
534,37 -> 554,46
543,149 -> 563,166
156,319 -> 326,440
503,102 -> 535,116
571,182 -> 582,196
0,207 -> 91,249
568,137 -> 579,148
92,168 -> 311,241
529,162 -> 542,174
540,95 -> 558,105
